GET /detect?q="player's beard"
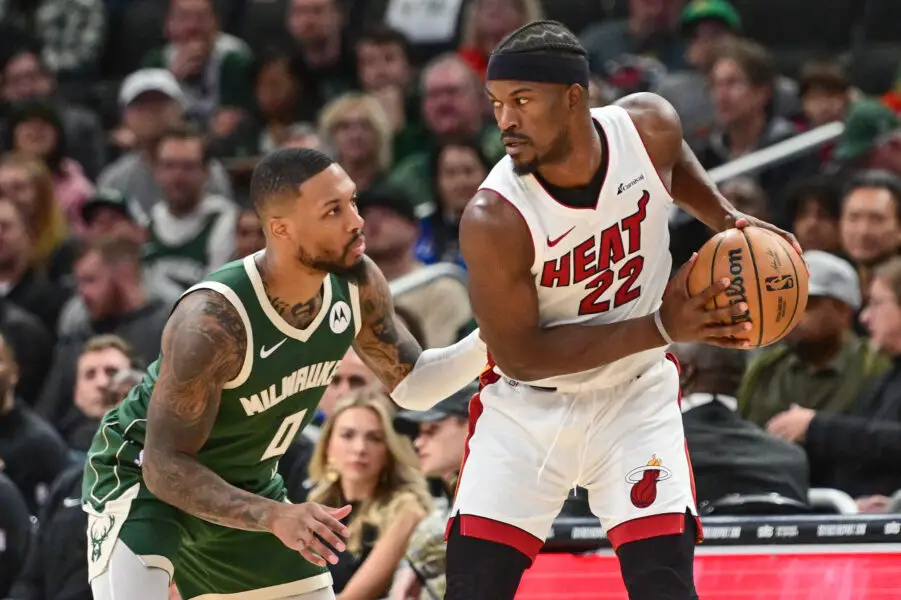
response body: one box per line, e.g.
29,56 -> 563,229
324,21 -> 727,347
512,128 -> 572,176
297,234 -> 367,283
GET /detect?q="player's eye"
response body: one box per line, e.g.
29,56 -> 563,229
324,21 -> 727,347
515,97 -> 529,106
491,100 -> 502,109
326,207 -> 340,217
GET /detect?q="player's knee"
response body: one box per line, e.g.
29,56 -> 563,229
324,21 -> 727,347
445,515 -> 530,600
615,512 -> 698,600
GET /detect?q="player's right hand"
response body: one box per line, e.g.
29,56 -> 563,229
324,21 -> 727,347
269,502 -> 352,567
659,253 -> 753,348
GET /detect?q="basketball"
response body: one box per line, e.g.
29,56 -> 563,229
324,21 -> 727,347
687,226 -> 809,348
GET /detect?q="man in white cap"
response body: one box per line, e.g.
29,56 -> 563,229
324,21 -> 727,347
97,68 -> 234,212
739,250 -> 889,427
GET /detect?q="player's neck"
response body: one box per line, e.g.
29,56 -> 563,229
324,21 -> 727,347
257,250 -> 326,307
535,120 -> 603,188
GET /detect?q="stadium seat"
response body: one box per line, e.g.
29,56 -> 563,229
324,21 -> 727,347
807,488 -> 859,514
699,493 -> 811,516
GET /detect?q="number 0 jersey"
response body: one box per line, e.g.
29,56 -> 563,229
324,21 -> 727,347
84,252 -> 361,506
480,105 -> 674,392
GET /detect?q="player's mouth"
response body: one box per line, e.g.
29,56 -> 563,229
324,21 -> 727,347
348,234 -> 366,257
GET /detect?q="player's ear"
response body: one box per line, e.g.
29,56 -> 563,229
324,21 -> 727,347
566,84 -> 582,111
268,216 -> 292,242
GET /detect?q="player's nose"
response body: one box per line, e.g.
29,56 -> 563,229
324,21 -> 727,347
496,105 -> 520,132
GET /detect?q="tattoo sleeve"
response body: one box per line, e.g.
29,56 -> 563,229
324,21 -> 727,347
353,257 -> 423,390
142,291 -> 282,532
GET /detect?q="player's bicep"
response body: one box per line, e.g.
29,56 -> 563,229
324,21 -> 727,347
353,256 -> 423,390
460,193 -> 541,376
145,291 -> 246,457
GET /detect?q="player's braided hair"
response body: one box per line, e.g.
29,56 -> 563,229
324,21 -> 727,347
250,148 -> 334,213
492,20 -> 587,58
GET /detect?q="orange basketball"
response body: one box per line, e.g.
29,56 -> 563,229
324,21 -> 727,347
687,226 -> 809,348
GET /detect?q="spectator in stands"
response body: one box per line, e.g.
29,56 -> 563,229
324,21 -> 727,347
143,125 -> 238,291
287,0 -> 358,101
740,251 -> 888,429
831,99 -> 900,175
389,54 -> 503,215
36,235 -> 170,434
320,93 -> 393,193
307,390 -> 430,597
64,335 -> 142,451
278,123 -> 331,152
457,0 -> 544,79
211,50 -> 322,159
700,39 -> 817,208
418,140 -> 490,266
0,0 -> 106,81
98,69 -> 234,212
0,297 -> 52,408
232,208 -> 265,260
671,343 -> 810,510
0,196 -> 67,335
144,0 -> 254,135
0,472 -> 30,598
0,43 -> 107,178
391,381 -> 476,600
719,176 -> 768,221
783,175 -> 844,255
5,100 -> 95,232
580,0 -> 687,96
0,152 -> 68,272
0,331 -> 72,514
839,170 -> 901,293
357,185 -> 472,347
797,60 -> 852,131
9,361 -> 143,600
768,257 -> 901,511
354,26 -> 418,150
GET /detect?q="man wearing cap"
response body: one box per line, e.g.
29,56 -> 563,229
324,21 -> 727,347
97,68 -> 234,212
391,382 -> 475,600
739,251 -> 889,427
357,186 -> 472,348
831,98 -> 901,172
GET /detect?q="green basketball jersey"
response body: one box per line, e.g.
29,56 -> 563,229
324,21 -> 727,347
109,254 -> 360,497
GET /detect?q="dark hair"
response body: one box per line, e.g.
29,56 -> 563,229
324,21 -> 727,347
250,148 -> 335,213
154,122 -> 210,164
492,20 -> 586,57
799,59 -> 849,96
356,25 -> 412,60
843,169 -> 901,222
713,39 -> 777,90
4,99 -> 66,172
783,174 -> 843,223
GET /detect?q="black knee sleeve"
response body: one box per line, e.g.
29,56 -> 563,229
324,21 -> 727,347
615,511 -> 699,600
444,515 -> 531,600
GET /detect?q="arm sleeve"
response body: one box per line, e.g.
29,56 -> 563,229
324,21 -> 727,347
390,330 -> 487,410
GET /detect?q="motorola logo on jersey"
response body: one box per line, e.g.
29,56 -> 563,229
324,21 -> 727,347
330,301 -> 351,334
239,360 -> 340,416
539,191 -> 650,315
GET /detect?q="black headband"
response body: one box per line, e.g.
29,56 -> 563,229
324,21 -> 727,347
486,52 -> 590,88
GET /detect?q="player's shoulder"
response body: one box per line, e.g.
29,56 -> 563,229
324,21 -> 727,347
169,287 -> 246,341
462,188 -> 527,234
611,92 -> 682,135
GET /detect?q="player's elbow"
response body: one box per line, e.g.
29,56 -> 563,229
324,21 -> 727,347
140,448 -> 172,497
489,346 -> 542,382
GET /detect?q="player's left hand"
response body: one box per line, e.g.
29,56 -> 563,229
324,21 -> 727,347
766,404 -> 816,443
726,212 -> 804,258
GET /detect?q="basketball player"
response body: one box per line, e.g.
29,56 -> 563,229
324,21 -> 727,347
82,148 -> 488,600
444,21 -> 801,599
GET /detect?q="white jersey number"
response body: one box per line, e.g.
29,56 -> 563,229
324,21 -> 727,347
261,409 -> 308,462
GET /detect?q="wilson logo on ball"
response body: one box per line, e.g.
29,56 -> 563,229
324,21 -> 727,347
765,274 -> 795,291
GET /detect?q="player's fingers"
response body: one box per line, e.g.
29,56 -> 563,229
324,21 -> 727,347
324,504 -> 353,521
298,546 -> 328,567
706,303 -> 750,324
306,537 -> 341,566
705,335 -> 751,349
667,252 -> 697,295
309,521 -> 347,553
693,277 -> 731,305
312,506 -> 351,538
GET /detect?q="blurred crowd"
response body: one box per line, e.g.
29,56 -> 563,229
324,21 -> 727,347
0,0 -> 901,598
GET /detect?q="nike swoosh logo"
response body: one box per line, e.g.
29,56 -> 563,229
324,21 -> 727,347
547,226 -> 576,248
63,497 -> 81,508
260,338 -> 288,359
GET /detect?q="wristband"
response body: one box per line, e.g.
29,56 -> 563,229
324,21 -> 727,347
654,311 -> 674,345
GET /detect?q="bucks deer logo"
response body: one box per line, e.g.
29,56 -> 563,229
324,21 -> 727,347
626,455 -> 673,509
89,514 -> 116,562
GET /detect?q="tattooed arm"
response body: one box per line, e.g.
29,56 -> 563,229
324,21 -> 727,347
353,257 -> 487,409
142,291 -> 282,531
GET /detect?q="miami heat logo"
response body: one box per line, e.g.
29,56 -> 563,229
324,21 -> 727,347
626,455 -> 673,509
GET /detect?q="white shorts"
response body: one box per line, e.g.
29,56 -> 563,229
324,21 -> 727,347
448,354 -> 701,562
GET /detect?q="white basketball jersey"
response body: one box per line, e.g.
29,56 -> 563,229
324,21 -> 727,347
480,105 -> 673,391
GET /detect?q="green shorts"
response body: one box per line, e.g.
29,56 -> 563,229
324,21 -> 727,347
83,424 -> 330,600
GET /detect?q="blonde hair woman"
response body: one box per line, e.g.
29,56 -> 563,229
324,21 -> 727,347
318,93 -> 394,192
308,389 -> 431,599
0,151 -> 68,268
